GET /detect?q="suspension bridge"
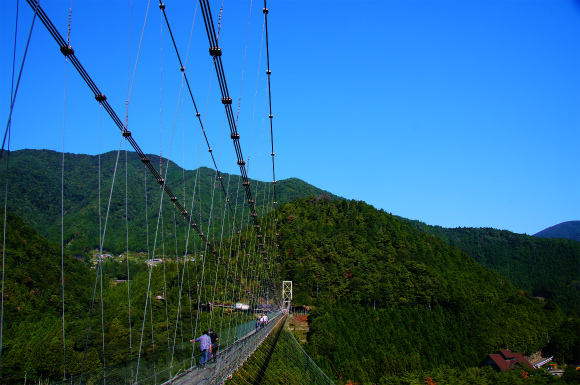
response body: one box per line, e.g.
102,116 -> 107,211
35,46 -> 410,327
1,1 -> 333,384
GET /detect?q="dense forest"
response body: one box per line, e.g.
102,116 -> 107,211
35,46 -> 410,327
276,197 -> 579,384
1,197 -> 579,384
398,218 -> 580,311
0,149 -> 338,256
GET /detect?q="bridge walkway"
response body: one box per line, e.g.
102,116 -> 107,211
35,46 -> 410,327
167,313 -> 287,385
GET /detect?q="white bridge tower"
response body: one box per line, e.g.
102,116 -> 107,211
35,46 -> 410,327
282,281 -> 292,311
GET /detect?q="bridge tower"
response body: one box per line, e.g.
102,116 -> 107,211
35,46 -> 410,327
282,281 -> 292,311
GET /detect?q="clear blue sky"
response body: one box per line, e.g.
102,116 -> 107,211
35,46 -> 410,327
2,0 -> 579,235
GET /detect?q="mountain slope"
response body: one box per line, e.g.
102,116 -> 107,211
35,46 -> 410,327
534,220 -> 580,242
0,149 -> 339,256
397,218 -> 580,312
276,197 -> 568,383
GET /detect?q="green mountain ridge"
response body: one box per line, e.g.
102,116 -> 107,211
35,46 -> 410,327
276,197 -> 578,384
2,149 -> 578,313
1,191 -> 578,384
396,217 -> 580,311
0,149 -> 339,256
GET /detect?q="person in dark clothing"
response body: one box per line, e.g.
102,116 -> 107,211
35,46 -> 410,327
191,330 -> 211,365
208,328 -> 219,360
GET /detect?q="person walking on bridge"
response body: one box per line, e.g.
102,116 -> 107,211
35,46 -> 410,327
191,330 -> 212,366
209,328 -> 219,360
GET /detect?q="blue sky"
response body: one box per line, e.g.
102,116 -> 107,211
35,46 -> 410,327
1,0 -> 579,235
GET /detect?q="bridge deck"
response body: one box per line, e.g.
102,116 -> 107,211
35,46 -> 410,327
167,313 -> 286,385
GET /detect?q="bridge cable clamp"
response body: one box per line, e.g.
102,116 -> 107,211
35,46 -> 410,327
60,45 -> 74,56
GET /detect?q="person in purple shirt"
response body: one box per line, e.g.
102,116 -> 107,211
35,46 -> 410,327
191,330 -> 211,365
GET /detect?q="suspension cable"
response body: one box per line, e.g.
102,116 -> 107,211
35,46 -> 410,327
262,0 -> 280,304
158,0 -> 245,236
1,0 -> 38,163
24,0 -> 224,258
198,0 -> 280,305
198,0 -> 262,227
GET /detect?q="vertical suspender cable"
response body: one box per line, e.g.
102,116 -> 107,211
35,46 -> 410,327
61,4 -> 72,380
220,176 -> 241,333
159,9 -> 172,351
78,102 -> 101,384
98,106 -> 107,385
135,166 -> 152,382
124,2 -> 134,379
1,2 -> 27,376
209,158 -> 233,330
124,140 -> 133,378
61,22 -> 67,385
81,136 -> 123,383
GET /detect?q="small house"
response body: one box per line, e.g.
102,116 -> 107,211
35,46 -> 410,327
479,349 -> 533,372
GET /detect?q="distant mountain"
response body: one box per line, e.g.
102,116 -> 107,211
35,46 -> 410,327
534,220 -> 580,242
397,217 -> 580,312
2,150 -> 578,313
0,149 -> 339,256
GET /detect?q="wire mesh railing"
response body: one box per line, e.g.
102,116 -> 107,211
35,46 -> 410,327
168,312 -> 284,385
47,311 -> 281,385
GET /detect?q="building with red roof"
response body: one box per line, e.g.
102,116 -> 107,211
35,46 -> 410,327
479,349 -> 534,372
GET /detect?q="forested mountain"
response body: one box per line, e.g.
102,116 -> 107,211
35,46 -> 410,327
3,150 -> 577,313
0,149 -> 338,256
2,150 -> 579,383
277,197 -> 578,384
397,218 -> 580,312
2,193 -> 578,384
534,221 -> 580,242
0,209 -> 270,383
0,210 -> 102,379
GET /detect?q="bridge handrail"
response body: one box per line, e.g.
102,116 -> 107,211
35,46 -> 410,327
167,312 -> 285,385
47,311 -> 281,385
